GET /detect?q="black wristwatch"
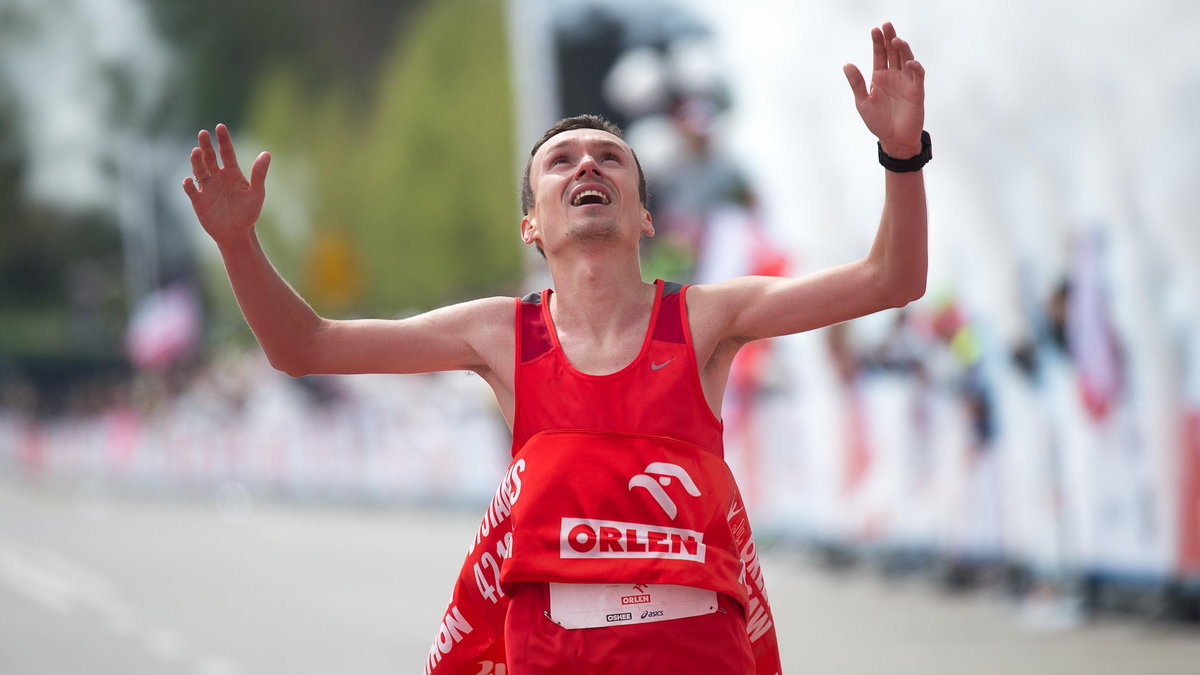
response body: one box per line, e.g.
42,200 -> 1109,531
878,130 -> 932,172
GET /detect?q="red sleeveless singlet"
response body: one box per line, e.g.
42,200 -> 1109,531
512,279 -> 724,455
504,279 -> 755,675
422,279 -> 781,675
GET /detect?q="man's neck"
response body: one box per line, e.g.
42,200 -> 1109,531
545,247 -> 654,339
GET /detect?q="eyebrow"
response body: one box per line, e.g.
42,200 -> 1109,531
540,136 -> 629,161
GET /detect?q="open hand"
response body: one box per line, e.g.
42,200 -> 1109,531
843,23 -> 925,158
182,124 -> 271,243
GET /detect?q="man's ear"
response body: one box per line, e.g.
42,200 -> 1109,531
641,209 -> 654,238
520,214 -> 538,245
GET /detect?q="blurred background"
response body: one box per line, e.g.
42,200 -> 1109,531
1,0 -> 1199,673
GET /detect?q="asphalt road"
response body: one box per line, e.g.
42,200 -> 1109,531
1,476 -> 1197,675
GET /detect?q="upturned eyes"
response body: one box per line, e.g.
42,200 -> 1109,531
548,153 -> 622,168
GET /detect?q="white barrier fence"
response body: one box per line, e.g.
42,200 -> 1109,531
2,337 -> 1198,594
0,357 -> 510,506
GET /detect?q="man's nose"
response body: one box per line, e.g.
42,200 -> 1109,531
575,153 -> 601,178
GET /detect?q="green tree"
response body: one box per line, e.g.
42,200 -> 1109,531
242,0 -> 520,319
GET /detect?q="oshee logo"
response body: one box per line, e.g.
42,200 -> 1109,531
606,612 -> 633,623
560,518 -> 706,563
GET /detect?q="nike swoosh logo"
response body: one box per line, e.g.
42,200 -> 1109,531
650,359 -> 675,371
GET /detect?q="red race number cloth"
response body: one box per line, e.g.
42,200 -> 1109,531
424,430 -> 781,675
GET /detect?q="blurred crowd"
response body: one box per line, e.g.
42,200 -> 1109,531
0,350 -> 509,505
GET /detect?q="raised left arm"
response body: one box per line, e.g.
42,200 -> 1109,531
691,21 -> 927,345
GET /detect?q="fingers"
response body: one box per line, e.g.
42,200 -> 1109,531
189,146 -> 210,184
197,128 -> 220,174
895,36 -> 916,65
871,22 -> 918,73
889,32 -> 923,85
249,151 -> 271,192
188,124 -> 254,191
882,23 -> 900,70
199,124 -> 239,171
892,36 -> 923,84
215,123 -> 240,171
870,27 -> 886,73
886,37 -> 902,70
843,64 -> 868,105
185,124 -> 269,199
905,58 -> 925,85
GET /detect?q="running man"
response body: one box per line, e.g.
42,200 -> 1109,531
184,22 -> 928,675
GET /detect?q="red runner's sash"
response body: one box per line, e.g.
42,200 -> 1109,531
425,430 -> 782,675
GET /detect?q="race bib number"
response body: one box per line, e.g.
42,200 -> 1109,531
546,583 -> 718,630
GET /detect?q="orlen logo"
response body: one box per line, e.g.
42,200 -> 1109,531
627,462 -> 700,520
621,594 -> 652,605
561,518 -> 706,563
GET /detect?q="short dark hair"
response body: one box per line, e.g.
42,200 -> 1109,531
519,114 -> 648,216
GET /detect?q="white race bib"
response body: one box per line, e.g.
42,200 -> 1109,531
546,582 -> 718,630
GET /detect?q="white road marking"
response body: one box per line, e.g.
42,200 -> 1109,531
144,625 -> 186,662
105,605 -> 139,637
195,655 -> 242,675
0,531 -> 243,674
0,541 -> 76,614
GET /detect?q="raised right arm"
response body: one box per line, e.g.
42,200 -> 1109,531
182,125 -> 514,385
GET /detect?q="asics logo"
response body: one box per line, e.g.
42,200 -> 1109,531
627,462 -> 701,520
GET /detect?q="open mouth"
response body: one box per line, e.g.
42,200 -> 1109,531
571,189 -> 611,206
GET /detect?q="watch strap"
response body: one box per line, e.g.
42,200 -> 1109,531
878,130 -> 932,173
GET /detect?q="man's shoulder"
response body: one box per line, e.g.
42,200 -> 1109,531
460,294 -> 520,319
425,295 -> 517,334
444,296 -> 517,367
679,277 -> 770,340
686,276 -> 769,306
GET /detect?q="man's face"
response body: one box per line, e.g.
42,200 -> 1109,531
521,129 -> 652,255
